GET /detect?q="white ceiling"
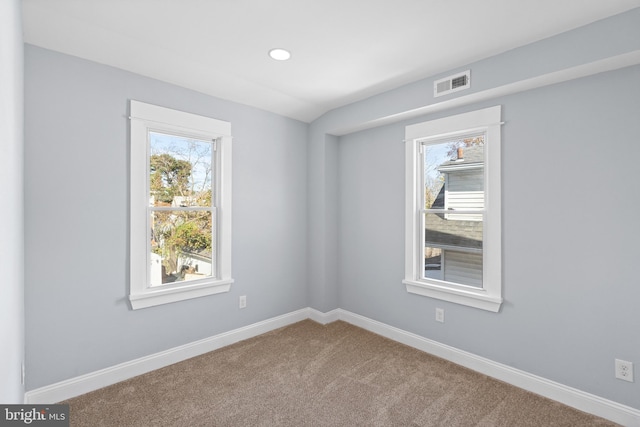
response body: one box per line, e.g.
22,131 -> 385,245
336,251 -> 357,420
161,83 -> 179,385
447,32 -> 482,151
22,0 -> 640,123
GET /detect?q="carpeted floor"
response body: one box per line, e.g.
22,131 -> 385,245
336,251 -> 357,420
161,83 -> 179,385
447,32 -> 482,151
63,320 -> 619,426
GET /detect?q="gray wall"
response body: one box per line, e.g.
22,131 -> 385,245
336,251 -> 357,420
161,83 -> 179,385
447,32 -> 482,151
304,9 -> 640,409
24,45 -> 308,390
0,0 -> 24,403
337,65 -> 640,409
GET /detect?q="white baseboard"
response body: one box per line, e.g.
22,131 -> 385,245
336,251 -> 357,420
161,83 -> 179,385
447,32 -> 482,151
307,307 -> 341,324
24,308 -> 311,404
24,307 -> 640,426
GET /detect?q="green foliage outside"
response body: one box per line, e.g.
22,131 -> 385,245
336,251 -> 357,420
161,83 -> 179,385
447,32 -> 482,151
150,153 -> 192,203
150,150 -> 213,282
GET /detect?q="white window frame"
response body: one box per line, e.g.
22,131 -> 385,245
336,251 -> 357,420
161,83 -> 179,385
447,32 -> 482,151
403,106 -> 502,312
129,100 -> 233,309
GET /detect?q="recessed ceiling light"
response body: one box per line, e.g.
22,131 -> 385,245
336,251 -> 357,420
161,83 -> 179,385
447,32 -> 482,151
268,48 -> 291,61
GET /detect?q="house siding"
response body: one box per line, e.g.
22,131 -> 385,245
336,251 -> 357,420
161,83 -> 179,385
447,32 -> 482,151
443,251 -> 483,288
446,169 -> 484,215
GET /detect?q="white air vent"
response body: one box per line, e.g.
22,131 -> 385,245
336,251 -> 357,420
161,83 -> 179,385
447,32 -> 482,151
434,70 -> 471,97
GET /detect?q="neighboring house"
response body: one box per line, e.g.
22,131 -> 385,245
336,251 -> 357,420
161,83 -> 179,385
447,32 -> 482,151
425,145 -> 484,287
178,250 -> 213,278
150,250 -> 212,285
171,196 -> 189,207
148,195 -> 191,207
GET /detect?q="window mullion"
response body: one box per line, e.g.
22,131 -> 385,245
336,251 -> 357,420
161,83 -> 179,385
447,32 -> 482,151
150,206 -> 213,212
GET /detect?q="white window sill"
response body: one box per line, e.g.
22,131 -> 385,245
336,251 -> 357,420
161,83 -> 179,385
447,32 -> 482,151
129,278 -> 233,310
403,279 -> 502,312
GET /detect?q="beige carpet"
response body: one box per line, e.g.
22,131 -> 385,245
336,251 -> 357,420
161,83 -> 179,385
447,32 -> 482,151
63,320 -> 619,426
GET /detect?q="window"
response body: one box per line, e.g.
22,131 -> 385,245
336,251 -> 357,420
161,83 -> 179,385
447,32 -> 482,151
403,106 -> 502,312
129,100 -> 233,309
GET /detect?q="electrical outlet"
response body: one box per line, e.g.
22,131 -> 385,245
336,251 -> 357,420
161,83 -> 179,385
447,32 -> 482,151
435,308 -> 445,323
615,359 -> 634,382
239,295 -> 247,309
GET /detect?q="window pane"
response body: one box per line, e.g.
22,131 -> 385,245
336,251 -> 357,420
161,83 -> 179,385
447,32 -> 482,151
149,132 -> 213,208
424,136 -> 484,210
424,213 -> 483,288
150,210 -> 214,286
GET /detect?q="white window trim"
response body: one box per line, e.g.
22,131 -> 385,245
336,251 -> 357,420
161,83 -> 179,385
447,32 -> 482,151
403,106 -> 502,312
129,100 -> 233,309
